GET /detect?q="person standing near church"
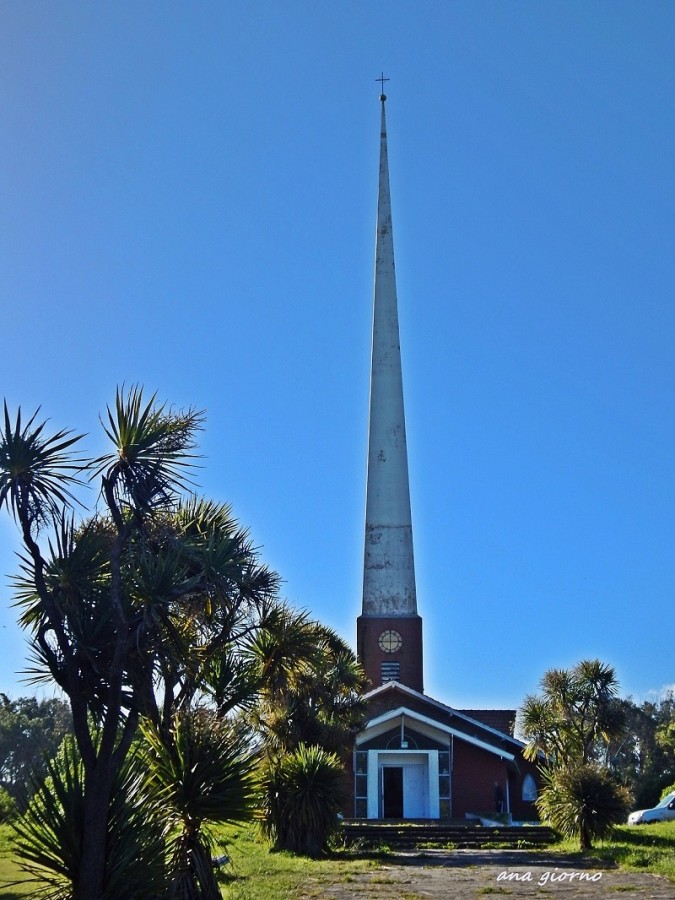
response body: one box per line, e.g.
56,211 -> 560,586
494,781 -> 504,814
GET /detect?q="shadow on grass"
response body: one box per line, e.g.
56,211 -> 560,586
614,829 -> 675,849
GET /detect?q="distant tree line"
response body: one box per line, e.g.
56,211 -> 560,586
610,691 -> 675,808
0,694 -> 72,813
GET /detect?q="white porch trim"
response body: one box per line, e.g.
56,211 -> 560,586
364,681 -> 525,749
356,705 -> 515,761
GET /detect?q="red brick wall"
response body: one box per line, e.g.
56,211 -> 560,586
364,689 -> 434,722
357,615 -> 423,692
459,710 -> 516,736
449,742 -> 541,821
451,741 -> 508,818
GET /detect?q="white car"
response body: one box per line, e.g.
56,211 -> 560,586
627,791 -> 675,825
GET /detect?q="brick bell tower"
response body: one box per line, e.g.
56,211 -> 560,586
357,85 -> 423,693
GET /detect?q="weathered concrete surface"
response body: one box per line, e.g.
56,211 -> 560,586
362,523 -> 416,615
363,97 -> 418,619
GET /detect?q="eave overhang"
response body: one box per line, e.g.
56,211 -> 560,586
355,705 -> 516,761
363,680 -> 525,750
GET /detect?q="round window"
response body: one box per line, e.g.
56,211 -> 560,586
378,630 -> 403,653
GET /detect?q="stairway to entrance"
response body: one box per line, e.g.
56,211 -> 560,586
341,820 -> 558,850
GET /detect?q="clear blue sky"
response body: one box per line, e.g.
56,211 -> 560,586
1,1 -> 674,711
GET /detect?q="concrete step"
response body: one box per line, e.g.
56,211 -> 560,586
341,820 -> 557,849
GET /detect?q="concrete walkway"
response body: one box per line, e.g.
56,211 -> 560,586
313,850 -> 674,899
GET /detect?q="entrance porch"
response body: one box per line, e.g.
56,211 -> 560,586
353,704 -> 516,821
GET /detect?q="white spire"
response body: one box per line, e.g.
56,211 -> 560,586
362,94 -> 418,617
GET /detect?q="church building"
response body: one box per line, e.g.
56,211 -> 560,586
351,87 -> 540,822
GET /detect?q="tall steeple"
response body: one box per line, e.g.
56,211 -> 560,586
357,86 -> 423,693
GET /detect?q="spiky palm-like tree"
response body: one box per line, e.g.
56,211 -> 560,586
0,388 -> 279,900
245,608 -> 367,856
536,763 -> 631,850
142,708 -> 259,900
519,659 -> 629,849
263,743 -> 346,857
519,659 -> 625,768
13,735 -> 167,899
0,402 -> 85,531
248,607 -> 368,761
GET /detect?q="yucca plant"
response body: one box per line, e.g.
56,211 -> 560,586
12,736 -> 167,899
537,762 -> 631,850
263,743 -> 346,857
142,708 -> 259,900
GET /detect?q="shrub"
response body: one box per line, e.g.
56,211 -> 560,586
537,763 -> 631,850
142,709 -> 259,900
263,743 -> 346,857
12,736 -> 167,899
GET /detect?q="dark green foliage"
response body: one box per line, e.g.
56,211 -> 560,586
249,607 -> 368,761
519,659 -> 625,767
142,708 -> 259,900
609,693 -> 675,808
11,736 -> 167,899
0,788 -> 18,823
519,659 -> 633,850
92,386 -> 203,511
0,402 -> 85,530
0,695 -> 72,809
263,743 -> 346,857
247,608 -> 366,858
537,763 -> 631,850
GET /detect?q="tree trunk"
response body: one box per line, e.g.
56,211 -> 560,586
579,822 -> 592,851
76,765 -> 113,900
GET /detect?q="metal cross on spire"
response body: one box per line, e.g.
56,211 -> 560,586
376,72 -> 390,100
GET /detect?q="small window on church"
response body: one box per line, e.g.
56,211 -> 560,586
438,750 -> 451,818
522,773 -> 537,802
381,661 -> 400,683
354,751 -> 368,818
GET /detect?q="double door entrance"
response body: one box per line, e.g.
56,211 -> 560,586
380,758 -> 428,818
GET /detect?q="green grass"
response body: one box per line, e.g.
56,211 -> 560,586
1,820 -> 674,898
215,824 -> 383,899
550,821 -> 675,882
0,825 -> 33,898
0,821 -> 384,900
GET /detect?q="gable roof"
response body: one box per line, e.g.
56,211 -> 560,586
363,681 -> 525,750
356,704 -> 516,760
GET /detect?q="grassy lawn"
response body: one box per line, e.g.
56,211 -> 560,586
1,820 -> 673,898
550,821 -> 675,882
0,825 -> 33,899
0,822 -> 384,899
214,824 -> 384,899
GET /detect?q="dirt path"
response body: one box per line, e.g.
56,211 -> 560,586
311,850 -> 675,899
